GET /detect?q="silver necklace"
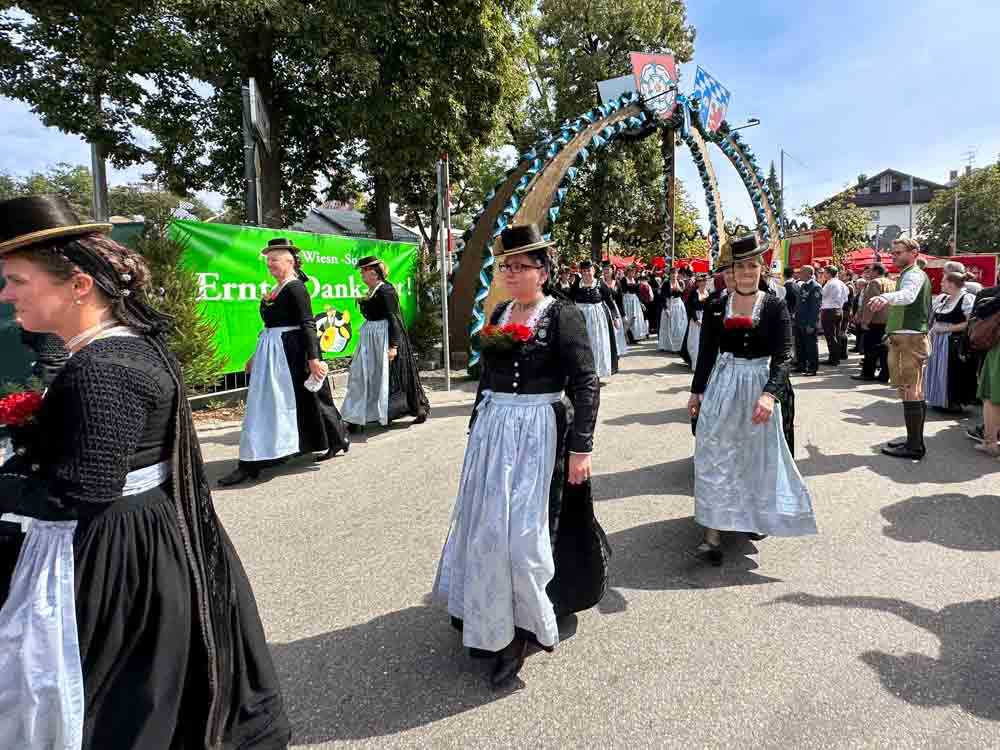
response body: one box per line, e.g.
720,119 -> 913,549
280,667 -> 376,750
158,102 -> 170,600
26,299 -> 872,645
65,319 -> 117,352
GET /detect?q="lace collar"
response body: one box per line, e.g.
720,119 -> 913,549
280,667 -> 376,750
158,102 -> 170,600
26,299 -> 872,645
499,296 -> 555,332
725,290 -> 765,326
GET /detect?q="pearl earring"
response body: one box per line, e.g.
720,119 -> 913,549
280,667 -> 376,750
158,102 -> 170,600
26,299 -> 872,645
75,299 -> 83,305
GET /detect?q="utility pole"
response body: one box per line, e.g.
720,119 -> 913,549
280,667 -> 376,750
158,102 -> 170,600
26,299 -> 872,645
907,173 -> 913,238
241,84 -> 259,225
955,148 -> 977,254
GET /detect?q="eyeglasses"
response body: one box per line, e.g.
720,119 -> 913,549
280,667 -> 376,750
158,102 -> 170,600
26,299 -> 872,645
497,262 -> 543,274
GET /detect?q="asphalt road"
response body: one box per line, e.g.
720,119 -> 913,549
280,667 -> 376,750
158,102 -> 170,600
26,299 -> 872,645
199,338 -> 1000,750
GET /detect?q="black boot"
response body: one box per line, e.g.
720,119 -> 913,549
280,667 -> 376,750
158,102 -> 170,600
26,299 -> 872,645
218,462 -> 261,486
490,637 -> 528,687
882,401 -> 926,459
316,434 -> 350,461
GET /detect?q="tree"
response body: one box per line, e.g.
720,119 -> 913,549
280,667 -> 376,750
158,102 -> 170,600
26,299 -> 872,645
0,164 -> 211,221
0,1 -> 203,209
527,0 -> 696,257
766,161 -> 784,227
136,224 -> 225,391
918,162 -> 1000,255
802,194 -> 870,262
344,0 -> 532,240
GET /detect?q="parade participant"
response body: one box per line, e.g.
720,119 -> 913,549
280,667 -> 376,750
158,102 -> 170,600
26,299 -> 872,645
657,267 -> 687,353
621,266 -> 649,342
341,256 -> 429,432
0,195 -> 290,749
433,223 -> 607,687
685,274 -> 710,367
570,259 -> 620,380
603,264 -> 628,356
853,263 -> 893,382
794,266 -> 822,376
557,266 -> 574,294
219,237 -> 350,486
868,237 -> 933,459
924,272 -> 977,412
820,265 -> 849,365
687,235 -> 817,565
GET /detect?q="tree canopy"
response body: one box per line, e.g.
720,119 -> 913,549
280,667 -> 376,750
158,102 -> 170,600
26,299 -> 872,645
802,194 -> 870,262
918,162 -> 1000,255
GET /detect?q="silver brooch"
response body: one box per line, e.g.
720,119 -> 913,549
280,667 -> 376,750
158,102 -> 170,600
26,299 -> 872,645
121,289 -> 132,297
538,329 -> 547,339
121,273 -> 132,282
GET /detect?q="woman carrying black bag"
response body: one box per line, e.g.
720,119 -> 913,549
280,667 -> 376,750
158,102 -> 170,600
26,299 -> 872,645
432,224 -> 609,688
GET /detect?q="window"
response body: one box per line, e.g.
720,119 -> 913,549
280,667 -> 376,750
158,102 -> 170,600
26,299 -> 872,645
869,210 -> 880,221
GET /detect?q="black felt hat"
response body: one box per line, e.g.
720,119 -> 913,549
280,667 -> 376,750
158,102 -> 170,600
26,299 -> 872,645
261,237 -> 300,255
496,223 -> 555,258
355,255 -> 383,269
0,195 -> 112,256
729,233 -> 764,262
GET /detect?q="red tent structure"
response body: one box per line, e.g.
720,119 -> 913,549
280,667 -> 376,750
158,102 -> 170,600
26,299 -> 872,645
604,253 -> 645,269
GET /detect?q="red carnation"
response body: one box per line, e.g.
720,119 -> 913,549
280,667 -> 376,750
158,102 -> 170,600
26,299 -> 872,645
724,316 -> 754,330
0,391 -> 44,428
505,324 -> 533,342
482,324 -> 501,337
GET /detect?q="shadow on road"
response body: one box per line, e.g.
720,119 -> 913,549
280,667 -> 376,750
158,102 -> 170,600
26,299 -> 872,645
795,424 -> 993,484
880,493 -> 1000,552
604,517 -> 780,593
604,406 -> 690,427
594,457 -> 694,501
771,592 -> 1000,721
271,606 -> 514,743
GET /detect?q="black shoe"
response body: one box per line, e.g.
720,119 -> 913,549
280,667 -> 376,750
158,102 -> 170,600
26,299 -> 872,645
316,437 -> 349,461
218,466 -> 259,486
824,359 -> 839,366
875,376 -> 890,383
803,370 -> 818,377
414,413 -> 428,424
490,638 -> 528,687
696,538 -> 723,566
882,401 -> 925,459
882,443 -> 925,459
966,425 -> 985,443
851,375 -> 877,382
346,423 -> 365,434
745,533 -> 768,541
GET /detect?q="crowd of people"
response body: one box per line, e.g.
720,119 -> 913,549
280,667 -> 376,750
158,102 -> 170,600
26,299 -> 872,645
0,195 -> 997,745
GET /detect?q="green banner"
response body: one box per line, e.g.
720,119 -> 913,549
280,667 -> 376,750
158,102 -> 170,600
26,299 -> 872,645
168,221 -> 419,372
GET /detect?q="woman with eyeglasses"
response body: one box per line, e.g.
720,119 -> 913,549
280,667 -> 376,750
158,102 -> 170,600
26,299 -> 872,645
434,224 -> 608,687
687,235 -> 817,566
340,256 -> 429,432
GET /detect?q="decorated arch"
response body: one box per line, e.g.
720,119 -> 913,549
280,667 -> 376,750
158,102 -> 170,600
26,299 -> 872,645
447,82 -> 783,368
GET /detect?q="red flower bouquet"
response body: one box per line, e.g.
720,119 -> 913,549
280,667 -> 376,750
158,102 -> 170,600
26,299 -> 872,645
0,391 -> 44,428
724,316 -> 754,330
480,323 -> 534,351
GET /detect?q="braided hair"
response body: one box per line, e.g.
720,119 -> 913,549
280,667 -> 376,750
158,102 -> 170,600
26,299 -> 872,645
9,233 -> 172,336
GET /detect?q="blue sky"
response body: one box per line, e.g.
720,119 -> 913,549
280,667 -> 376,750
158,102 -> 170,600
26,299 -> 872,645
2,0 -> 999,225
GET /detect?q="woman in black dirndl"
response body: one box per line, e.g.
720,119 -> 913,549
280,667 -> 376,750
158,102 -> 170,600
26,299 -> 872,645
433,224 -> 609,687
219,237 -> 349,486
569,259 -> 620,379
341,256 -> 429,431
688,235 -> 817,566
0,196 -> 290,749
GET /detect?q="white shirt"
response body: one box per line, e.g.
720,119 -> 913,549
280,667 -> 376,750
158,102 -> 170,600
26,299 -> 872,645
768,278 -> 787,301
821,278 -> 849,310
965,281 -> 984,294
877,265 -> 929,334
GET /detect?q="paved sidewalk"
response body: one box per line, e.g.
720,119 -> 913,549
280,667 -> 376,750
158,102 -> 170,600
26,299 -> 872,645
200,340 -> 1000,750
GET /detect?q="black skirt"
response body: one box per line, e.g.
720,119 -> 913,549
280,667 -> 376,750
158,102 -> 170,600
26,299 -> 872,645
73,488 -> 289,749
279,328 -> 348,454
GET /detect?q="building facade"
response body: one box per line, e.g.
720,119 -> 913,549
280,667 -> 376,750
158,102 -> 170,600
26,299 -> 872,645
814,169 -> 948,249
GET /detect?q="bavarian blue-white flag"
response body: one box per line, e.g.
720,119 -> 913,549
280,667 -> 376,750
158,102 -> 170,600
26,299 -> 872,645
692,66 -> 731,133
